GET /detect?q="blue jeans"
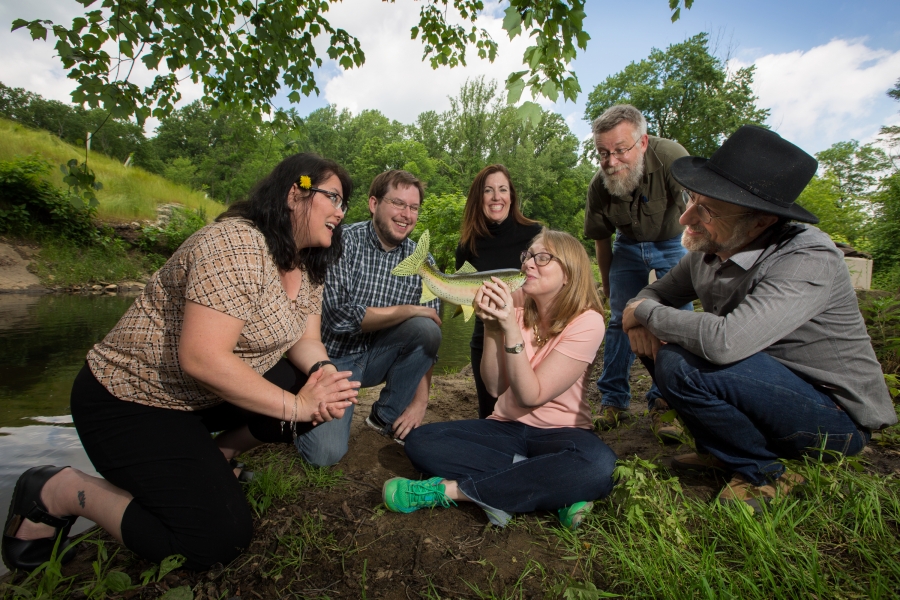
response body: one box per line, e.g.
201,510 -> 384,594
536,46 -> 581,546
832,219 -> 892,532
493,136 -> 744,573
294,317 -> 441,466
404,419 -> 617,526
598,233 -> 691,409
653,345 -> 870,485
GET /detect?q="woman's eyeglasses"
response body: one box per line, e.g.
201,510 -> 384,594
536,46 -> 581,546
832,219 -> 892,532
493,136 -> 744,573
520,250 -> 557,266
307,186 -> 348,214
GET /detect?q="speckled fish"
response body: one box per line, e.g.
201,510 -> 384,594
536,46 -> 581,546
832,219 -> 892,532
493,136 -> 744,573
391,230 -> 526,322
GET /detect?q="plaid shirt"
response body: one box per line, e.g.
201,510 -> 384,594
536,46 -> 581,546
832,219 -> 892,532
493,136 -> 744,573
322,221 -> 441,357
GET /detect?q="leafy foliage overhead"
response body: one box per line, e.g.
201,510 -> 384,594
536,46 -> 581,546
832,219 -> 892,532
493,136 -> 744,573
583,32 -> 768,158
13,0 -> 692,124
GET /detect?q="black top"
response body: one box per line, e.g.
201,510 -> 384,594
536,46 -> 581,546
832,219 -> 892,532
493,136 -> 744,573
455,217 -> 543,344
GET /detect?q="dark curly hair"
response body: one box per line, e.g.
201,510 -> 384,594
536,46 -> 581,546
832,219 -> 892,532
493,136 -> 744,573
217,153 -> 352,285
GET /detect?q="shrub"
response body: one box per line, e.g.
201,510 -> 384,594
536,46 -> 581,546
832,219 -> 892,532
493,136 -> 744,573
137,206 -> 207,255
0,154 -> 96,244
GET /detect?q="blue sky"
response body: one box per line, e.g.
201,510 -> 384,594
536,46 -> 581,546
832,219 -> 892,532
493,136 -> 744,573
1,0 -> 898,156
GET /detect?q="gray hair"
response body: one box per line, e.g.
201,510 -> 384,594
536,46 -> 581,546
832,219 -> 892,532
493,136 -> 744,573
591,104 -> 647,140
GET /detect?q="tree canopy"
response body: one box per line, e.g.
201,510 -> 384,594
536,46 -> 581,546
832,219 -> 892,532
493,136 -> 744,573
583,32 -> 768,158
12,0 -> 693,125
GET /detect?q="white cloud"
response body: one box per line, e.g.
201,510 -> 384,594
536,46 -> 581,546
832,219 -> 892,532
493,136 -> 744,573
318,2 -> 532,121
0,1 -> 530,129
732,39 -> 900,153
0,0 -> 210,132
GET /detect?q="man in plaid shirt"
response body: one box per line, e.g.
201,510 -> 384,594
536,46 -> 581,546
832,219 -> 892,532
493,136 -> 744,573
295,170 -> 442,467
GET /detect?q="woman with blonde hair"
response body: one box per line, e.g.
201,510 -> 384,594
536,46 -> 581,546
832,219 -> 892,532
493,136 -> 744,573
383,229 -> 616,529
456,165 -> 542,418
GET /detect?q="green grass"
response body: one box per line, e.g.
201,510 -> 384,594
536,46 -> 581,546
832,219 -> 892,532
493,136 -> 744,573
0,118 -> 223,222
554,454 -> 900,599
31,237 -> 153,287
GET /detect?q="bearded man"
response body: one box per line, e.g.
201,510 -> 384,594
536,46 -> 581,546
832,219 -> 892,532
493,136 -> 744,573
623,126 -> 895,511
584,104 -> 692,439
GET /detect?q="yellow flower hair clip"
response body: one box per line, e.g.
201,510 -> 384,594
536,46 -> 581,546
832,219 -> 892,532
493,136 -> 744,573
297,175 -> 312,190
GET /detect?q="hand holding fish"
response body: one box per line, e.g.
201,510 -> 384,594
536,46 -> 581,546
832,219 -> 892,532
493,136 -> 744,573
475,277 -> 517,335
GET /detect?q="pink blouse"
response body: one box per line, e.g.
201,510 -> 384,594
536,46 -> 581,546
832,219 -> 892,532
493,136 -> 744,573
489,308 -> 605,429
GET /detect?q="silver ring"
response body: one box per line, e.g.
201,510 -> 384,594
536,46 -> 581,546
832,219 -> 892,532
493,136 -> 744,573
501,303 -> 507,310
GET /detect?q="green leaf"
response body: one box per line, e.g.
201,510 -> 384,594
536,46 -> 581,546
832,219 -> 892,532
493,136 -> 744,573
502,6 -> 522,35
105,571 -> 133,592
516,101 -> 542,126
505,76 -> 526,104
158,585 -> 193,600
541,80 -> 558,102
158,554 -> 187,581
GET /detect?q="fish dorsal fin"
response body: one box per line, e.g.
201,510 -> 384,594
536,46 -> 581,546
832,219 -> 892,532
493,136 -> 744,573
420,285 -> 437,303
461,304 -> 475,322
391,230 -> 431,277
456,261 -> 477,274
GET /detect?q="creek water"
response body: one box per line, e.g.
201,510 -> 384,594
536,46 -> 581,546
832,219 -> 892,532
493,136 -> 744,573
0,293 -> 473,573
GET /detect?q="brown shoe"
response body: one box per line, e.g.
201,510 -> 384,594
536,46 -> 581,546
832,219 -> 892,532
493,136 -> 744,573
650,407 -> 687,444
594,406 -> 627,430
718,472 -> 806,514
670,452 -> 729,474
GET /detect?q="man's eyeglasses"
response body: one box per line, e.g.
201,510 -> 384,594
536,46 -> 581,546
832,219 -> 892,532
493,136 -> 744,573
382,197 -> 420,214
596,138 -> 640,162
308,186 -> 348,214
520,250 -> 557,267
681,190 -> 754,224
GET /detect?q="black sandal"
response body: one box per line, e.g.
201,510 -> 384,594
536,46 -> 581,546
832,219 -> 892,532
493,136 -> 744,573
229,459 -> 254,483
2,466 -> 79,571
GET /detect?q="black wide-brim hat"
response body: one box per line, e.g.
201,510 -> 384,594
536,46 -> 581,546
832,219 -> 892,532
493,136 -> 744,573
671,125 -> 819,224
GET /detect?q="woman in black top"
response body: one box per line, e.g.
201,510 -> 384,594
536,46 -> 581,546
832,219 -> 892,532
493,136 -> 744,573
455,164 -> 542,418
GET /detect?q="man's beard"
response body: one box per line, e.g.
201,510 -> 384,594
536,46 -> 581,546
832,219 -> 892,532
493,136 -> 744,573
682,217 -> 756,256
599,159 -> 644,197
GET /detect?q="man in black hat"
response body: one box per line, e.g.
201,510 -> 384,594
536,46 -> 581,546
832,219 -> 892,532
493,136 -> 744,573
622,125 -> 896,511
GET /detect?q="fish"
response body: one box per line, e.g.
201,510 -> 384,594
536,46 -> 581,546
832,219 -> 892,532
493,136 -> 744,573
391,230 -> 526,322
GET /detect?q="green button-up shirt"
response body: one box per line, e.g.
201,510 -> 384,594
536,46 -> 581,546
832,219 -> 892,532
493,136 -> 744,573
583,136 -> 689,242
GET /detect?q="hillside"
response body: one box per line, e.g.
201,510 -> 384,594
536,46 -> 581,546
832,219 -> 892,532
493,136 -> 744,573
0,118 -> 223,223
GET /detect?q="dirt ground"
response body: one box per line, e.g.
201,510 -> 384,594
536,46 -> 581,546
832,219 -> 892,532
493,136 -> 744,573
6,357 -> 898,600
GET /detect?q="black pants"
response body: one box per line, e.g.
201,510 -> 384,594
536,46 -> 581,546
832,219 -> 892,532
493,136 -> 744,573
70,359 -> 310,570
471,343 -> 498,419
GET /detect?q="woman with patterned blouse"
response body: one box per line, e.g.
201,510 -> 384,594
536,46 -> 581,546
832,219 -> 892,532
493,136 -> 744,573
2,154 -> 361,572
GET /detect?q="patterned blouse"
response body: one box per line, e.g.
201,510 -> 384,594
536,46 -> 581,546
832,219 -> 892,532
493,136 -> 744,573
87,218 -> 323,411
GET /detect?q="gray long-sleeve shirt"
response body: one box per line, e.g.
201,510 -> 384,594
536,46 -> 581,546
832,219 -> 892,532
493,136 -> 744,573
631,224 -> 896,431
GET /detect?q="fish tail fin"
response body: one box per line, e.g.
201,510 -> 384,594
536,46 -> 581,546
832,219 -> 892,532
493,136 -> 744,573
391,230 -> 430,277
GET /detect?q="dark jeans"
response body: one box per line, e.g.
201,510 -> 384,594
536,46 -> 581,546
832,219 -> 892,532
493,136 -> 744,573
598,233 -> 692,409
650,345 -> 870,485
404,419 -> 617,525
71,359 -> 308,570
295,316 -> 440,466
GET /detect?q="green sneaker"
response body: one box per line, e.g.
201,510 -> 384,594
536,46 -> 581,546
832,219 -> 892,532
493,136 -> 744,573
382,477 -> 456,514
557,501 -> 593,530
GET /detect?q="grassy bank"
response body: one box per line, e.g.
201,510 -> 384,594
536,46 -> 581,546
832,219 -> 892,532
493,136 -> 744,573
0,120 -> 227,286
0,118 -> 223,222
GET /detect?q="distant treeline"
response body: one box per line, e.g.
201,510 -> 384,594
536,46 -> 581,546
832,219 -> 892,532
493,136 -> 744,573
1,32 -> 898,288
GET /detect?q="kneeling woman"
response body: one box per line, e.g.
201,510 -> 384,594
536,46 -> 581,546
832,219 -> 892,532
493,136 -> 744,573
2,153 -> 360,572
383,229 -> 617,529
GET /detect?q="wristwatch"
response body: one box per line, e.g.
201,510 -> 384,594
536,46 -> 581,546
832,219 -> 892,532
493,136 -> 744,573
504,343 -> 525,354
308,360 -> 336,376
